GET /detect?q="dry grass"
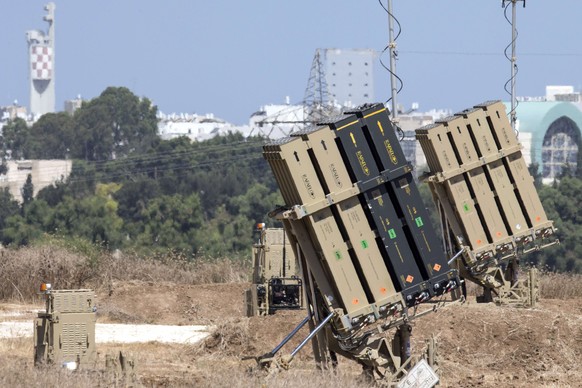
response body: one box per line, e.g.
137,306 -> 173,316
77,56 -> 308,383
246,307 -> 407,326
0,245 -> 99,303
460,269 -> 582,300
0,241 -> 250,303
539,272 -> 582,299
191,318 -> 253,358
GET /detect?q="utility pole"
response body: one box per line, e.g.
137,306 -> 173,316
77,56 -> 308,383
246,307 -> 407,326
387,0 -> 398,119
503,0 -> 526,132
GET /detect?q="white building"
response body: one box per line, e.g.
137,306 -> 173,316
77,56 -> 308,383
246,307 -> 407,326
324,48 -> 377,107
0,160 -> 71,203
157,112 -> 249,142
248,102 -> 306,139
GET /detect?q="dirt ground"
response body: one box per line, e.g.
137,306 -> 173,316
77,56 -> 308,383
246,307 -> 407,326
2,280 -> 582,387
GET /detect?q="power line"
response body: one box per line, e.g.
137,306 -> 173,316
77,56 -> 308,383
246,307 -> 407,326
398,50 -> 582,57
1,138 -> 269,184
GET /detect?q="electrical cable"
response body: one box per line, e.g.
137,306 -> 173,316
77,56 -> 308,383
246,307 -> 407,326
67,153 -> 267,184
398,50 -> 582,57
377,0 -> 404,107
377,0 -> 405,141
1,138 -> 267,182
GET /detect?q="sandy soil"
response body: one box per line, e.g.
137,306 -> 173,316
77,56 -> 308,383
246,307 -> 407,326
2,281 -> 582,387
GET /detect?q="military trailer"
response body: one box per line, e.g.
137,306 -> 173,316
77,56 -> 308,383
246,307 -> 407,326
245,224 -> 303,316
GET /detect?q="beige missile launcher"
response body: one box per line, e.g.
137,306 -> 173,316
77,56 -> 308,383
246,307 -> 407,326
253,104 -> 460,382
34,283 -> 97,368
416,101 -> 558,306
245,224 -> 303,316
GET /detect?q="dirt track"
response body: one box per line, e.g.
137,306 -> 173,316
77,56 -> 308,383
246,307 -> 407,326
2,281 -> 582,387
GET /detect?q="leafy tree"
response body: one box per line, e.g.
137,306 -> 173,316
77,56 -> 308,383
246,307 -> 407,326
72,87 -> 158,160
526,176 -> 582,272
0,118 -> 29,160
528,162 -> 543,190
1,214 -> 43,246
114,179 -> 161,223
1,197 -> 48,246
0,188 -> 20,234
37,180 -> 70,207
134,193 -> 203,253
49,194 -> 124,248
227,183 -> 283,227
21,174 -> 34,209
25,112 -> 74,159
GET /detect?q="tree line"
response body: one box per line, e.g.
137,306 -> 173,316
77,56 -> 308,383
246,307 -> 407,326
0,86 -> 580,271
0,87 -> 282,258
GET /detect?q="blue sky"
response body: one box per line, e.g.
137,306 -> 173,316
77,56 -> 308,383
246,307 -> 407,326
2,1 -> 582,124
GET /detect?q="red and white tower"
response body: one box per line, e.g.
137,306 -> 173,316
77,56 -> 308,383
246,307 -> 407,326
26,2 -> 55,118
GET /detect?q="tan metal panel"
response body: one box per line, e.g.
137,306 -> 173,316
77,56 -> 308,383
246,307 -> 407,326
305,208 -> 372,317
415,122 -> 461,175
475,101 -> 520,149
485,159 -> 529,236
267,138 -> 372,318
337,196 -> 400,305
443,174 -> 489,250
51,290 -> 95,314
297,126 -> 353,192
441,116 -> 510,244
476,103 -> 552,230
504,152 -> 550,228
428,181 -> 494,262
260,228 -> 298,278
283,218 -> 341,311
301,127 -> 399,304
458,108 -> 499,160
265,139 -> 305,205
443,115 -> 480,164
465,167 -> 510,243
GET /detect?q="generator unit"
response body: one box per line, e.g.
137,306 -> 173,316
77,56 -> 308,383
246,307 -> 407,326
245,225 -> 303,316
34,284 -> 97,369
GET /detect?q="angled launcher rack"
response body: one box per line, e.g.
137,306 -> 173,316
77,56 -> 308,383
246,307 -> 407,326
416,101 -> 558,304
260,104 -> 460,376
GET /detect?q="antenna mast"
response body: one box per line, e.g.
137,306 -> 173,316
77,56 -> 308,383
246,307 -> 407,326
503,0 -> 526,132
387,0 -> 398,119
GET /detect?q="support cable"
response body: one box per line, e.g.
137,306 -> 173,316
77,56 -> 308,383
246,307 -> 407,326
378,0 -> 405,140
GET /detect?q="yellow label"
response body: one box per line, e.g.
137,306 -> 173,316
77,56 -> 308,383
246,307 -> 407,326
384,139 -> 398,165
356,150 -> 370,176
